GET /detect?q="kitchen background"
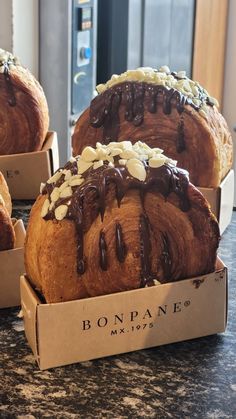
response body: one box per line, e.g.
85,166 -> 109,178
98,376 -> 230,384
0,0 -> 235,204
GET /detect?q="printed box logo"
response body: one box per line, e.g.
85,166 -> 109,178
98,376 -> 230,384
82,300 -> 191,335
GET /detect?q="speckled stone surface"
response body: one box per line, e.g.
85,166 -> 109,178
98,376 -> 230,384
0,206 -> 235,419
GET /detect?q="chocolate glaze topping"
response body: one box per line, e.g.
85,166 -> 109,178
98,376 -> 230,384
99,231 -> 108,271
90,80 -> 213,152
43,159 -> 190,286
115,222 -> 127,263
3,64 -> 16,106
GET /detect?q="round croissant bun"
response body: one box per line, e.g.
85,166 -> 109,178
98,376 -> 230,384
0,48 -> 49,155
0,171 -> 12,216
72,66 -> 233,188
25,141 -> 220,303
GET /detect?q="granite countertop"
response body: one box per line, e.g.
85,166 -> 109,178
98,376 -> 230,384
0,206 -> 235,419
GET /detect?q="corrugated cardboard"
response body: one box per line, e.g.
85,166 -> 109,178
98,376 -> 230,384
20,257 -> 227,370
199,170 -> 234,234
0,131 -> 59,200
0,219 -> 26,308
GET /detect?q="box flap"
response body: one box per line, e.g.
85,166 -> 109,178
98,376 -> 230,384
0,131 -> 59,199
20,276 -> 40,362
0,219 -> 26,308
218,170 -> 234,233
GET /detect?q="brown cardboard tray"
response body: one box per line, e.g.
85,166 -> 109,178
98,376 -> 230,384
0,219 -> 26,308
20,257 -> 227,370
199,170 -> 234,234
0,131 -> 59,200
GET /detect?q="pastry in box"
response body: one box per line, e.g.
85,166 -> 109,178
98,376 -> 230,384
72,66 -> 233,189
24,141 -> 220,303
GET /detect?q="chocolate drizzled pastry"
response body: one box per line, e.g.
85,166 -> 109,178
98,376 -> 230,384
25,141 -> 220,303
72,66 -> 233,188
0,48 -> 49,155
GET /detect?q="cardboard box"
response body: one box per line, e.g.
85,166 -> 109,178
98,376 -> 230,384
20,257 -> 227,370
0,131 -> 59,200
199,170 -> 234,234
0,219 -> 26,309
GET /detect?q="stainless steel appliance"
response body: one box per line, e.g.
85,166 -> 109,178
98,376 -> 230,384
39,0 -> 97,164
97,0 -> 195,84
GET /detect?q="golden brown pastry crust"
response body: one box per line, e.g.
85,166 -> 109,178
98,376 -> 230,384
0,200 -> 15,251
25,175 -> 219,304
0,65 -> 49,154
72,85 -> 232,188
0,171 -> 12,216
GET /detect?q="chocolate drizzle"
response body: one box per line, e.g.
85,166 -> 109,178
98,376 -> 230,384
99,231 -> 108,271
90,81 -> 201,150
139,214 -> 154,286
3,64 -> 16,106
115,223 -> 127,263
43,160 -> 190,279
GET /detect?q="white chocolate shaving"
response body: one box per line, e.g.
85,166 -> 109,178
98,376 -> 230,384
47,170 -> 63,184
50,187 -> 60,202
81,146 -> 98,162
77,160 -> 94,174
55,205 -> 68,221
60,186 -> 72,199
41,198 -> 50,218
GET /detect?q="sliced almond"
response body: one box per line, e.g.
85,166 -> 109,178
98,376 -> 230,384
60,186 -> 72,199
69,178 -> 84,187
149,157 -> 165,168
63,169 -> 72,180
119,140 -> 133,151
58,181 -> 69,192
110,147 -> 123,157
81,146 -> 98,162
119,149 -> 139,159
107,155 -> 114,163
118,159 -> 127,166
41,198 -> 50,218
47,170 -> 62,184
126,160 -> 146,181
97,148 -> 108,160
50,187 -> 60,202
93,160 -> 104,170
55,205 -> 68,221
77,160 -> 93,174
